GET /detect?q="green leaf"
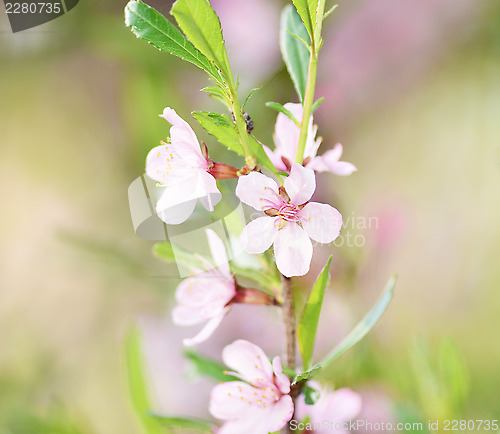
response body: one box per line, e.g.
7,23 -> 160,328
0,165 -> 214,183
266,101 -> 301,127
323,4 -> 338,20
248,135 -> 281,178
243,87 -> 260,109
154,241 -> 206,271
151,415 -> 213,433
125,328 -> 162,434
312,97 -> 325,113
293,365 -> 321,384
230,265 -> 280,292
293,274 -> 397,384
171,0 -> 230,78
192,111 -> 243,155
201,86 -> 225,96
303,384 -> 321,405
184,349 -> 240,383
280,5 -> 311,102
290,0 -> 318,38
192,111 -> 280,178
124,1 -> 219,80
297,256 -> 332,370
438,339 -> 469,414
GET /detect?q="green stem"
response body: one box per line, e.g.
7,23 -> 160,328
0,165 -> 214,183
295,54 -> 318,164
295,0 -> 327,165
231,88 -> 256,169
223,51 -> 256,169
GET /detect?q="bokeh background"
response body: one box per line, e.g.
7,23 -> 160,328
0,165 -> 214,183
1,0 -> 499,432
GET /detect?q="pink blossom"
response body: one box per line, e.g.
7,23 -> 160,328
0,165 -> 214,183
295,383 -> 362,433
145,107 -> 222,225
263,103 -> 357,175
235,164 -> 342,277
210,340 -> 294,434
172,229 -> 236,346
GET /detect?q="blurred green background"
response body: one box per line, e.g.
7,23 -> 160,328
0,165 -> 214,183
1,0 -> 499,432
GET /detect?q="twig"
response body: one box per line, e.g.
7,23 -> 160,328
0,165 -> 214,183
281,274 -> 296,369
281,274 -> 297,433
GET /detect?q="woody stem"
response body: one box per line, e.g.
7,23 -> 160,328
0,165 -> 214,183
281,274 -> 296,369
281,273 -> 296,433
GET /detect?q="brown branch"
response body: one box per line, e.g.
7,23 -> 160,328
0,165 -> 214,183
280,274 -> 297,434
281,274 -> 296,369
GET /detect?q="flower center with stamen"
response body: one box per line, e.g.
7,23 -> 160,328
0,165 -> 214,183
277,202 -> 300,223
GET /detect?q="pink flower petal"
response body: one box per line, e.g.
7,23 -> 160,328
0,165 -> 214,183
206,229 -> 231,277
326,142 -> 344,162
273,103 -> 322,165
174,274 -> 235,312
172,305 -> 205,326
216,402 -> 291,434
145,143 -> 192,184
274,103 -> 302,163
325,388 -> 362,423
265,395 -> 294,432
156,192 -> 197,225
155,171 -> 221,224
274,223 -> 313,277
210,381 -> 260,420
183,309 -> 229,346
304,124 -> 322,161
328,160 -> 358,176
295,385 -> 362,428
272,356 -> 290,394
299,202 -> 343,243
262,144 -> 288,172
159,107 -> 202,158
307,144 -> 357,176
284,164 -> 316,205
222,340 -> 274,387
217,418 -> 257,434
197,171 -> 222,211
212,387 -> 293,434
236,172 -> 280,211
306,155 -> 330,172
239,217 -> 279,254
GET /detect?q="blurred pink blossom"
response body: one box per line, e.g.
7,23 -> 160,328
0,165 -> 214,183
172,229 -> 236,346
263,103 -> 357,175
211,0 -> 280,86
209,340 -> 293,434
295,382 -> 362,433
354,387 -> 395,434
318,0 -> 477,124
237,164 -> 342,277
145,107 -> 221,224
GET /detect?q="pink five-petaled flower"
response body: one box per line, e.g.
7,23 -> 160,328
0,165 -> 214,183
295,382 -> 362,433
210,340 -> 294,434
263,102 -> 357,175
236,163 -> 342,277
145,107 -> 222,225
172,229 -> 236,346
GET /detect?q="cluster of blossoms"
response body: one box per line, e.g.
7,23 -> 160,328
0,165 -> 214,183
144,104 -> 361,433
147,105 -> 354,277
210,340 -> 362,434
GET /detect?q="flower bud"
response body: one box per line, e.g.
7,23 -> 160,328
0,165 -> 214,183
208,162 -> 240,179
233,286 -> 280,306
